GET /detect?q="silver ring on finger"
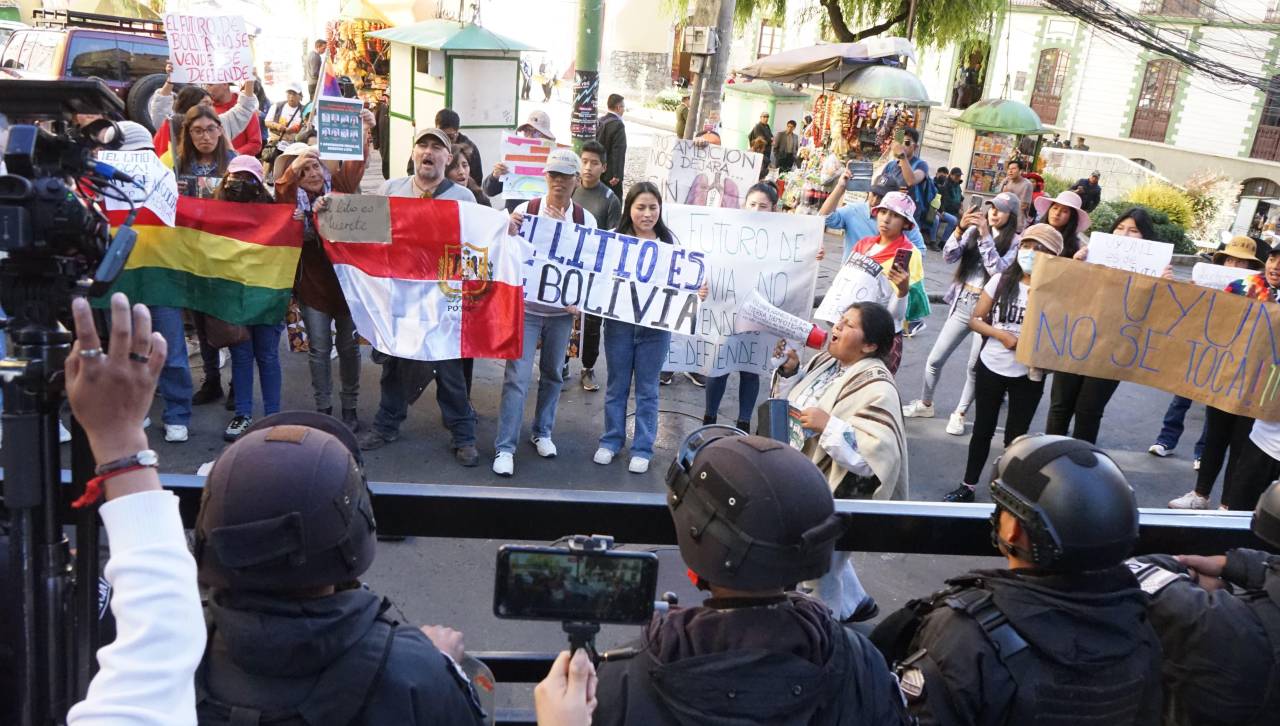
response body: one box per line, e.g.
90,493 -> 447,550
78,348 -> 103,358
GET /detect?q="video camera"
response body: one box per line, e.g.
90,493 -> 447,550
493,535 -> 661,662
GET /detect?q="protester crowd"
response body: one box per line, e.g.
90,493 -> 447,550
8,48 -> 1280,725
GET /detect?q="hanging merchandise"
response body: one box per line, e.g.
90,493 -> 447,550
326,16 -> 390,103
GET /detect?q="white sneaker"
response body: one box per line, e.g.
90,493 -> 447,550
58,421 -> 72,443
1148,444 -> 1174,457
1168,491 -> 1209,510
593,447 -> 614,465
492,452 -> 514,477
628,456 -> 650,474
164,424 -> 189,443
946,412 -> 966,436
902,400 -> 935,418
531,436 -> 557,458
218,348 -> 230,370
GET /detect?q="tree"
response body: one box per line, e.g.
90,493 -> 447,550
664,0 -> 1004,49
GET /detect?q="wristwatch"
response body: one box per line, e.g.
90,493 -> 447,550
94,449 -> 159,476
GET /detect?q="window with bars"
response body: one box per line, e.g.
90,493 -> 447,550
1130,59 -> 1181,142
1139,0 -> 1204,17
1030,48 -> 1071,124
1250,75 -> 1280,162
757,21 -> 782,59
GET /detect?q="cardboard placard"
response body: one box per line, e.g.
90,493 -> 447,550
518,215 -> 703,334
1018,256 -> 1280,421
97,150 -> 179,226
660,203 -> 821,375
501,135 -> 552,200
315,97 -> 365,161
643,134 -> 763,208
1085,231 -> 1173,277
163,13 -> 253,84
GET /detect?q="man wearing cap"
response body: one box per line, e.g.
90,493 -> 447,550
748,110 -> 773,171
878,127 -> 930,229
490,149 -> 598,477
1071,171 -> 1102,213
594,427 -> 909,725
484,110 -> 556,211
264,83 -> 306,166
192,412 -> 485,724
819,175 -> 926,261
356,128 -> 481,467
596,94 -> 627,199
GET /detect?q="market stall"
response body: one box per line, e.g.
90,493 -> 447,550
325,0 -> 391,105
949,98 -> 1047,197
720,80 -> 809,151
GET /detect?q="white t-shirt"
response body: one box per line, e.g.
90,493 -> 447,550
1251,420 -> 1280,463
979,273 -> 1030,378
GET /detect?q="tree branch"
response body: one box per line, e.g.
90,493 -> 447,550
818,0 -> 909,43
852,10 -> 910,41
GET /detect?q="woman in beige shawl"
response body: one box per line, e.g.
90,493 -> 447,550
773,300 -> 908,620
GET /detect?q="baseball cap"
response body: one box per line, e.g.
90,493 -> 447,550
116,121 -> 155,152
413,127 -> 452,152
227,155 -> 264,183
545,148 -> 580,175
868,183 -> 894,199
986,191 -> 1020,215
286,81 -> 304,95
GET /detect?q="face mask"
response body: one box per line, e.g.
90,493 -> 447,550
1017,249 -> 1038,271
223,179 -> 256,202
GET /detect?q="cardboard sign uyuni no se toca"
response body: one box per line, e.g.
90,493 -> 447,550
1017,256 -> 1280,421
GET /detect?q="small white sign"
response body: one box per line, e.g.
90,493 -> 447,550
1085,231 -> 1173,277
1191,262 -> 1250,290
97,150 -> 178,227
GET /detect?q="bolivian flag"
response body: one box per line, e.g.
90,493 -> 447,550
101,198 -> 304,325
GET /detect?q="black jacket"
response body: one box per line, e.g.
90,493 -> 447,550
595,593 -> 908,726
197,587 -> 484,725
877,566 -> 1163,726
1072,179 -> 1102,211
1134,550 -> 1280,726
597,113 -> 627,187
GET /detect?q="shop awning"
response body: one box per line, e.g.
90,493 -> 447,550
723,79 -> 810,99
339,0 -> 391,22
735,37 -> 917,86
834,64 -> 936,106
957,98 -> 1046,135
369,19 -> 539,53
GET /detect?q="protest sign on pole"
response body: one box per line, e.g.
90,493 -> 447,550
501,135 -> 552,200
97,150 -> 179,227
517,215 -> 704,333
1084,231 -> 1174,277
660,203 -> 821,375
315,97 -> 365,161
1018,256 -> 1280,421
1192,262 -> 1251,290
814,252 -> 894,324
643,134 -> 763,208
163,13 -> 253,84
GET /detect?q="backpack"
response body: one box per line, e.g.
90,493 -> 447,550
527,196 -> 585,224
880,158 -> 937,227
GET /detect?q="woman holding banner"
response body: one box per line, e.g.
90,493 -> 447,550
771,301 -> 907,621
945,224 -> 1064,503
902,192 -> 1020,436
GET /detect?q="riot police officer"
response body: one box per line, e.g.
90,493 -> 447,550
192,412 -> 484,725
1127,479 -> 1280,725
594,426 -> 909,725
871,434 -> 1163,725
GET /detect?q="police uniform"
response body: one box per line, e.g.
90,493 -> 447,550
872,435 -> 1163,726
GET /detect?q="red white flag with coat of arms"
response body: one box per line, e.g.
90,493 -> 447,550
317,195 -> 529,360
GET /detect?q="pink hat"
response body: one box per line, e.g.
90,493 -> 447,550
1033,190 -> 1091,234
227,155 -> 264,183
870,190 -> 917,230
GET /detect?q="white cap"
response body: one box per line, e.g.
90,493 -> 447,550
545,148 -> 580,175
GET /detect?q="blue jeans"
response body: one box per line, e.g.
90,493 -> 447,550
704,372 -> 761,424
1156,395 -> 1207,458
230,324 -> 283,417
495,313 -> 574,453
372,355 -> 476,447
149,306 -> 193,426
600,320 -> 671,458
933,211 -> 958,244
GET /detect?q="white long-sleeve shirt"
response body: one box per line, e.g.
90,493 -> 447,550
66,491 -> 205,726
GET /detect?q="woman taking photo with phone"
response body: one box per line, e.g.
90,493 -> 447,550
903,192 -> 1020,435
944,223 -> 1064,502
841,191 -> 918,372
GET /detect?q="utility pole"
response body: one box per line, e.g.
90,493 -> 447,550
697,0 -> 735,128
571,0 -> 605,152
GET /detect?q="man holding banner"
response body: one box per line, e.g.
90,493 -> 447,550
356,129 -> 482,468
492,149 -> 598,477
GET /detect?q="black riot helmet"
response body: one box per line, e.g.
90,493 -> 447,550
989,434 -> 1138,571
665,426 -> 846,591
195,411 -> 377,592
1252,480 -> 1280,549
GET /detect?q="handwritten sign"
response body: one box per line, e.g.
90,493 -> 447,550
1085,231 -> 1173,277
1192,262 -> 1249,291
660,204 -> 821,375
316,97 -> 364,161
518,216 -> 704,333
643,134 -> 763,208
163,14 -> 253,84
1018,256 -> 1280,421
97,150 -> 178,226
815,253 -> 895,324
501,134 -> 552,200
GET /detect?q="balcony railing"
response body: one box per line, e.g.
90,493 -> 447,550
1140,0 -> 1208,18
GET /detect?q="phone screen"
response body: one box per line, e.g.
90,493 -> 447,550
892,248 -> 913,271
493,546 -> 659,624
893,127 -> 905,144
